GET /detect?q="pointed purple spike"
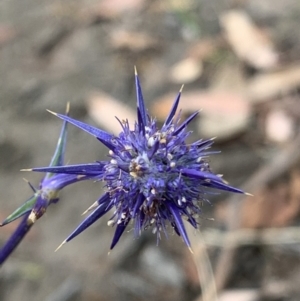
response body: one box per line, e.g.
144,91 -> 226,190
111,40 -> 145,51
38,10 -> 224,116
173,111 -> 199,136
132,193 -> 145,216
31,163 -> 105,175
168,203 -> 191,249
181,168 -> 224,183
115,116 -> 126,131
163,86 -> 183,127
172,223 -> 180,236
203,180 -> 244,194
135,67 -> 147,128
188,216 -> 197,229
64,194 -> 111,243
110,219 -> 130,250
40,173 -> 94,191
48,103 -> 70,169
137,109 -> 145,134
48,111 -> 114,148
192,138 -> 215,150
0,195 -> 37,227
97,138 -> 115,151
26,180 -> 37,193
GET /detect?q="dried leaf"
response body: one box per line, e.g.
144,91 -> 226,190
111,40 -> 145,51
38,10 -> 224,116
272,170 -> 300,226
170,58 -> 203,84
239,170 -> 300,228
187,38 -> 222,60
88,0 -> 145,20
152,91 -> 251,140
247,65 -> 300,103
210,63 -> 247,93
265,109 -> 294,143
240,185 -> 288,228
86,91 -> 136,135
220,10 -> 278,69
110,30 -> 159,53
219,289 -> 259,301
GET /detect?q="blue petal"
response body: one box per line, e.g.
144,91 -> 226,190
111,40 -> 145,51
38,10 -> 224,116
110,219 -> 130,250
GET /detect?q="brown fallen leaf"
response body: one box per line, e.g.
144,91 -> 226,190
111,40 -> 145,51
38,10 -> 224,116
240,184 -> 289,228
272,169 -> 300,226
210,62 -> 247,93
164,40 -> 220,92
169,58 -> 203,84
232,169 -> 300,228
86,91 -> 136,135
247,65 -> 300,103
220,10 -> 278,69
187,38 -> 223,61
86,0 -> 145,20
110,30 -> 160,53
152,91 -> 251,140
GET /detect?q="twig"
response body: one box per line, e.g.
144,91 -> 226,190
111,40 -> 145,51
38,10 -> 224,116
187,225 -> 218,301
213,131 -> 300,293
202,226 -> 300,247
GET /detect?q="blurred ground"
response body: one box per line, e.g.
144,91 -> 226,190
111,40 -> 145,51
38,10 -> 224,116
1,0 -> 300,301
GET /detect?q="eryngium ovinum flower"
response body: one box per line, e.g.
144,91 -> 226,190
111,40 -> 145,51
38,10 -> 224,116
33,68 -> 245,252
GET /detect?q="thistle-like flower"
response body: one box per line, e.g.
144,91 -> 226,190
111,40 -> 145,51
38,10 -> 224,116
32,69 -> 245,252
0,104 -> 94,265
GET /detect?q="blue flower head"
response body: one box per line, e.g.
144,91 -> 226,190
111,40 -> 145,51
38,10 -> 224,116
32,68 -> 245,252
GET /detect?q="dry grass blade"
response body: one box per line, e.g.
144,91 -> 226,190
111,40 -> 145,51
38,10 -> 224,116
186,224 -> 218,301
202,227 -> 300,247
